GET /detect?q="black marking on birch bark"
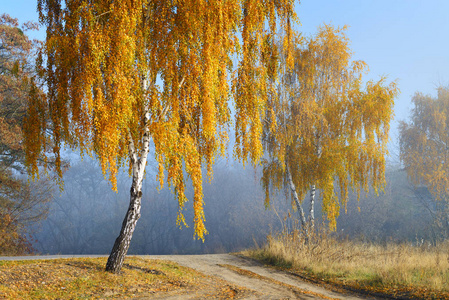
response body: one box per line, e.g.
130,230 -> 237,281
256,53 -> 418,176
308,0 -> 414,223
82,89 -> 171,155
106,181 -> 143,273
107,118 -> 150,273
309,185 -> 316,226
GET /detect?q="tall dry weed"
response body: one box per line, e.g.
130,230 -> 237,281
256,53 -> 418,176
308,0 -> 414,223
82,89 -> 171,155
250,222 -> 449,293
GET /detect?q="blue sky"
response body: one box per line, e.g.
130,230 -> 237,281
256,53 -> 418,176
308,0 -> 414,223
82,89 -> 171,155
2,0 -> 449,158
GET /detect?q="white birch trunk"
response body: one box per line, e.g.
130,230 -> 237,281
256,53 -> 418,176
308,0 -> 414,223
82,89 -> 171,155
106,79 -> 151,273
309,136 -> 320,228
105,173 -> 143,273
309,185 -> 316,227
286,163 -> 308,236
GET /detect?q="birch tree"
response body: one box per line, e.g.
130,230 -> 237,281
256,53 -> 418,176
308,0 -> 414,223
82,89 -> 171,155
262,25 -> 398,230
25,0 -> 297,273
399,87 -> 449,238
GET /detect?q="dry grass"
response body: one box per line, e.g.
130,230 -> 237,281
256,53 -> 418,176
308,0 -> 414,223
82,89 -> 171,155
245,228 -> 449,299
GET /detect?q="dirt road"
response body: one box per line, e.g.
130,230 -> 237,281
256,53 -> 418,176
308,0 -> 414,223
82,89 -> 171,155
147,254 -> 377,299
0,254 -> 378,299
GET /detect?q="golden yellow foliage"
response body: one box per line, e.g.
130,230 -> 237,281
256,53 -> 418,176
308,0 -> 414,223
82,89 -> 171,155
262,25 -> 398,229
25,0 -> 297,240
400,87 -> 449,202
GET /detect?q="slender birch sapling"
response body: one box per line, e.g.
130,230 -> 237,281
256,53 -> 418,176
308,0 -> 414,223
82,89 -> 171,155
262,25 -> 398,231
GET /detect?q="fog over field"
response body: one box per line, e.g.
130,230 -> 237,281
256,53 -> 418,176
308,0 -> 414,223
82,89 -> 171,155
31,155 -> 289,255
29,154 -> 437,255
2,0 -> 449,255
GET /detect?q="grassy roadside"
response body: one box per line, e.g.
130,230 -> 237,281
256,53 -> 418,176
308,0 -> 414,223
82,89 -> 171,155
0,257 -> 247,299
243,229 -> 449,299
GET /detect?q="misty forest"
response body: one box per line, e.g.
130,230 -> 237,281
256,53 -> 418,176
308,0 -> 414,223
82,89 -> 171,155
1,0 -> 449,298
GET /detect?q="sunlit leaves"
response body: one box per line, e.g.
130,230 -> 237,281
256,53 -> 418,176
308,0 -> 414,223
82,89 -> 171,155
26,0 -> 298,239
0,14 -> 52,255
0,14 -> 39,171
262,25 -> 398,229
400,87 -> 449,202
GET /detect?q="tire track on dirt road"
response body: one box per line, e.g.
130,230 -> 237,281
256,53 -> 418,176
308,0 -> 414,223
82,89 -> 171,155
147,254 -> 379,299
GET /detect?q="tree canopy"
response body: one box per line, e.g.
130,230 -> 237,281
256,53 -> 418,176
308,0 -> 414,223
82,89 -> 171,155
399,87 -> 449,239
262,25 -> 398,229
400,87 -> 449,199
1,14 -> 38,173
26,0 -> 298,272
0,14 -> 52,255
